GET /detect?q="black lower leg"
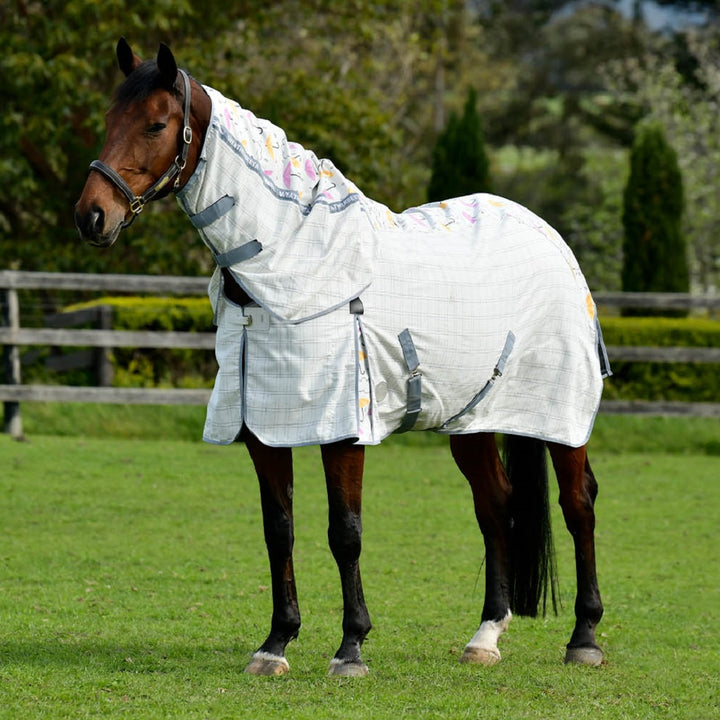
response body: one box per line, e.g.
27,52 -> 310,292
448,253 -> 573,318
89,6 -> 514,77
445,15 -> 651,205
257,477 -> 301,656
245,433 -> 301,659
322,441 -> 371,666
450,434 -> 513,624
549,444 -> 604,655
328,512 -> 371,662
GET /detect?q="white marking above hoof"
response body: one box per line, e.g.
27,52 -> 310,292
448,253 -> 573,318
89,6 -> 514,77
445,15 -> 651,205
244,651 -> 290,676
461,611 -> 512,666
564,646 -> 604,667
328,658 -> 369,677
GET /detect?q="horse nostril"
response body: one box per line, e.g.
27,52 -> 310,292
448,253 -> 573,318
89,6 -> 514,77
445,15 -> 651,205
75,205 -> 105,240
90,206 -> 105,236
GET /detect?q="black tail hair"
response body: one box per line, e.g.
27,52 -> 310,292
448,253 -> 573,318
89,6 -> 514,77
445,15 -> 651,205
503,435 -> 559,617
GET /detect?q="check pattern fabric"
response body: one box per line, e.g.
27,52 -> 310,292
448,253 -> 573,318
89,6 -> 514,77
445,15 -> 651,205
178,86 -> 610,448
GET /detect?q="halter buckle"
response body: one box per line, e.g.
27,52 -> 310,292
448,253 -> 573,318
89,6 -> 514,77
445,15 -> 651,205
129,197 -> 144,215
183,126 -> 193,145
173,156 -> 187,189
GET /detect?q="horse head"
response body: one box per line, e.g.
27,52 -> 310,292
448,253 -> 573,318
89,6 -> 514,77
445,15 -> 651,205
74,38 -> 209,247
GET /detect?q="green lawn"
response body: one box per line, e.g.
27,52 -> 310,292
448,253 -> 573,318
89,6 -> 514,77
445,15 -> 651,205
0,421 -> 718,718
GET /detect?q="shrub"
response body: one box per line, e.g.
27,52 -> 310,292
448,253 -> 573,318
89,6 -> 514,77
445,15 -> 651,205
427,88 -> 491,202
621,122 -> 689,315
600,316 -> 720,402
64,296 -> 216,388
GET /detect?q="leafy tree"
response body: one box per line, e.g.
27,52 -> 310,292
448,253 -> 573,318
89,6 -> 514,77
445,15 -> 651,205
605,28 -> 720,292
427,89 -> 491,202
235,1 -> 491,211
0,0 -> 492,286
2,0 -> 715,301
480,2 -> 649,292
560,148 -> 627,292
0,0 -> 219,279
621,121 -> 688,312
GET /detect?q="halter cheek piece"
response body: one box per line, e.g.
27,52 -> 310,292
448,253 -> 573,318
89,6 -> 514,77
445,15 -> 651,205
88,68 -> 193,228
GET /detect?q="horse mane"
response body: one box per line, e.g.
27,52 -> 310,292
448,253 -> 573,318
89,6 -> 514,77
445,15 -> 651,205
114,60 -> 181,107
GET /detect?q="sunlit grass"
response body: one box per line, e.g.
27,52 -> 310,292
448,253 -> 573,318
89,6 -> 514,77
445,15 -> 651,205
1,432 -> 718,718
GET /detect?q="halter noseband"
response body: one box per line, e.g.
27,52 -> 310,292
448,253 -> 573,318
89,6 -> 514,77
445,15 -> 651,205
89,68 -> 193,228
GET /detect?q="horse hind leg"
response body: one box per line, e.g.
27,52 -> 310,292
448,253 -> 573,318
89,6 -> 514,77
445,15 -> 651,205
243,432 -> 300,676
547,442 -> 605,666
322,440 -> 372,677
450,433 -> 513,666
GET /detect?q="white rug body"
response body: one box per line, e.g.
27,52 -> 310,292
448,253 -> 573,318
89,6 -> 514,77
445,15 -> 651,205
177,86 -> 609,448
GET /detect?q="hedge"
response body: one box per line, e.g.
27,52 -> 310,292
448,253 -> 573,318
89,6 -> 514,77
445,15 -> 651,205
600,316 -> 720,402
61,296 -> 216,389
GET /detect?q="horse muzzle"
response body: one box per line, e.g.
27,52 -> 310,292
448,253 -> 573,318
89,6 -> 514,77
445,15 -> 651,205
74,204 -> 121,248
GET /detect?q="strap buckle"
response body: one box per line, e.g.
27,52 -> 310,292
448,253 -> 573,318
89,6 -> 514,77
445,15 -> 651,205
173,156 -> 187,189
244,306 -> 271,331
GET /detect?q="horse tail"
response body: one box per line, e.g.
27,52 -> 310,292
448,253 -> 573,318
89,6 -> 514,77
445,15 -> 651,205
502,434 -> 559,617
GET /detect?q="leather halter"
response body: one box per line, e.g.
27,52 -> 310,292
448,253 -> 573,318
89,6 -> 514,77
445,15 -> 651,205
88,68 -> 193,228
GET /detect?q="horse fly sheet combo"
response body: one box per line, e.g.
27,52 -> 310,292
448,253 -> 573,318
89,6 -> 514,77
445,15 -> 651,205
76,41 -> 612,675
176,85 -> 610,449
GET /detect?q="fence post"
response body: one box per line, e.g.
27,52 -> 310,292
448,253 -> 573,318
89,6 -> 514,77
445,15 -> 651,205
96,304 -> 114,386
2,287 -> 24,438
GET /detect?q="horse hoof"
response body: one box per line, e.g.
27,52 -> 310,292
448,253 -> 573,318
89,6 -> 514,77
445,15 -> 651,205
460,645 -> 501,666
244,651 -> 290,676
564,645 -> 604,667
328,658 -> 369,677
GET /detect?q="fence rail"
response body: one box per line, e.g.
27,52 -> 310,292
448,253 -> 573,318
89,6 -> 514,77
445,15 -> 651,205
2,271 -> 720,437
0,327 -> 216,350
0,269 -> 209,294
594,291 -> 720,312
0,384 -> 210,405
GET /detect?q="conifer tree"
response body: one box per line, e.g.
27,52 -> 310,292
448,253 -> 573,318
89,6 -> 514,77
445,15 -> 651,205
428,88 -> 491,202
621,122 -> 689,315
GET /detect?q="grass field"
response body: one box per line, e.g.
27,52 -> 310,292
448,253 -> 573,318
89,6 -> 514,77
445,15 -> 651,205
0,411 -> 719,719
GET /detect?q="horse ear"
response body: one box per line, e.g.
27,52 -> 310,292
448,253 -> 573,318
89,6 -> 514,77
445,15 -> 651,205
156,43 -> 178,88
117,37 -> 142,77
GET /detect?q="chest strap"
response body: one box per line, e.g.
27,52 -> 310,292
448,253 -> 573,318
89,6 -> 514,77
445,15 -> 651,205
213,240 -> 263,267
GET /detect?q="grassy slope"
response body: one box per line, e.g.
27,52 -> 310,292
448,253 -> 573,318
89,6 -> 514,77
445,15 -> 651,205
0,429 -> 718,719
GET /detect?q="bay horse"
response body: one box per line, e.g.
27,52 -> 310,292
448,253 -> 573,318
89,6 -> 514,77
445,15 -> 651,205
75,39 -> 606,676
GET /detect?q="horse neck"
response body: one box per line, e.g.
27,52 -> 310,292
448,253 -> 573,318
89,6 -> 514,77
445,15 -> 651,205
179,77 -> 212,189
180,83 -> 249,305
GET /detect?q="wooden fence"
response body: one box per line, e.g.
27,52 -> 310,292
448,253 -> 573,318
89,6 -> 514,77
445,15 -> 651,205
2,270 -> 720,437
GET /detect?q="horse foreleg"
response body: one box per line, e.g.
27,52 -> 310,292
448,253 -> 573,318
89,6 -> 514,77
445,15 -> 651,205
321,440 -> 372,677
243,431 -> 300,675
450,433 -> 513,665
548,442 -> 604,666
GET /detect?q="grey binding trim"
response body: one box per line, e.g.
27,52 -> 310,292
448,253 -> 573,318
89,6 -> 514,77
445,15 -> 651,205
188,195 -> 235,229
441,330 -> 516,429
213,240 -> 263,267
396,328 -> 422,433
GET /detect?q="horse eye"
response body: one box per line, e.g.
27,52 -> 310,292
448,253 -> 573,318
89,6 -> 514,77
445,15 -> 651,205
146,123 -> 166,134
